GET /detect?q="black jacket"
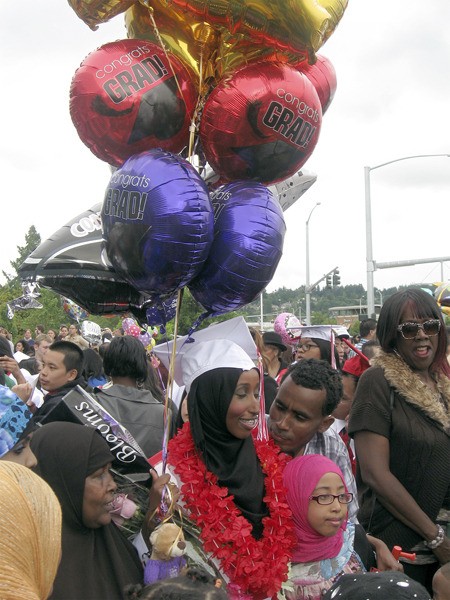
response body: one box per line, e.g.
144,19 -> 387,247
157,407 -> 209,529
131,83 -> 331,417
32,377 -> 89,424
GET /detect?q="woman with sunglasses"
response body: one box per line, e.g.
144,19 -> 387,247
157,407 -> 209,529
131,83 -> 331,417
349,288 -> 450,593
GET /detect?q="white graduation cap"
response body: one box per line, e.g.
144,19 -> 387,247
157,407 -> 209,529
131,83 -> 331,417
298,325 -> 337,369
298,325 -> 335,342
153,316 -> 257,392
332,325 -> 351,339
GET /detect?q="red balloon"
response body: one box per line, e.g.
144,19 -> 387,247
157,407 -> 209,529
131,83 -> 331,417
70,40 -> 198,166
299,55 -> 337,114
199,62 -> 322,185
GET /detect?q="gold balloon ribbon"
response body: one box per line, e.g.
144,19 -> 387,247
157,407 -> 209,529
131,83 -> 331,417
144,482 -> 180,530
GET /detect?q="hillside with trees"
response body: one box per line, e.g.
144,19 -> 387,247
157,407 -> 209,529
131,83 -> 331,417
0,227 -> 441,339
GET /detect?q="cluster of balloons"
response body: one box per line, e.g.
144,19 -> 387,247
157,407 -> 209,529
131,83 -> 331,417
69,36 -> 337,184
19,149 -> 286,325
19,1 -> 348,328
122,317 -> 159,350
102,148 -> 286,318
68,0 -> 346,184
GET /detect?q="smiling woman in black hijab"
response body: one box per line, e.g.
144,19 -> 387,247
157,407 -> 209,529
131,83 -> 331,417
188,366 -> 268,538
31,422 -> 143,600
167,338 -> 294,599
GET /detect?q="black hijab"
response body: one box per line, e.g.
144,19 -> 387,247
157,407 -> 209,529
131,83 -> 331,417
31,422 -> 143,600
188,367 -> 268,539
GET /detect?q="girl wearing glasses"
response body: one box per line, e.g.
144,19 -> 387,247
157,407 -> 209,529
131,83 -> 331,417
281,454 -> 389,600
293,326 -> 341,370
349,288 -> 450,593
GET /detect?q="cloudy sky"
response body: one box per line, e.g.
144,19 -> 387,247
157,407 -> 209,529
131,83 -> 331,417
1,1 -> 449,307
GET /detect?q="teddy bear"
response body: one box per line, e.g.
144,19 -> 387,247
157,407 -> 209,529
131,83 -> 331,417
143,522 -> 187,585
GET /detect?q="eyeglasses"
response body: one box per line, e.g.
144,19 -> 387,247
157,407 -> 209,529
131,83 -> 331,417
397,319 -> 441,339
295,343 -> 319,353
309,493 -> 354,505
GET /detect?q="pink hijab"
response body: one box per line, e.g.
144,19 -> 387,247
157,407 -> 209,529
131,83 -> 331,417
283,454 -> 348,563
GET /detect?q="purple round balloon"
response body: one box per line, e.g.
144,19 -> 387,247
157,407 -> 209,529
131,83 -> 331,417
102,149 -> 214,299
189,181 -> 286,315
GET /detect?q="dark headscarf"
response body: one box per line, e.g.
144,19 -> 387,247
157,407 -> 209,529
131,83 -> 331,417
31,422 -> 143,600
187,367 -> 268,539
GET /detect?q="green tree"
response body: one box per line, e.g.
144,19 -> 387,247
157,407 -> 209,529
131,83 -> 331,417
3,225 -> 41,283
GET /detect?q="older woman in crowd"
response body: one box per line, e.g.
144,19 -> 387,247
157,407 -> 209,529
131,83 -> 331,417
31,422 -> 170,600
349,288 -> 450,593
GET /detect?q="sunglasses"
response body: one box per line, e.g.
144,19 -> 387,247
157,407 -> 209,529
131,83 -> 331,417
309,493 -> 353,505
397,319 -> 441,340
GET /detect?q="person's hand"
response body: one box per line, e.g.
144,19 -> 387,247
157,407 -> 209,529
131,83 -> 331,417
141,472 -> 180,546
433,537 -> 450,565
367,535 -> 404,572
0,356 -> 26,383
11,382 -> 32,403
148,472 -> 171,512
375,544 -> 404,572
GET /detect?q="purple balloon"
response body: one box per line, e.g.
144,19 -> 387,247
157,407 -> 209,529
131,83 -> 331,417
139,331 -> 152,347
102,149 -> 214,300
189,181 -> 286,315
122,317 -> 136,332
145,295 -> 178,326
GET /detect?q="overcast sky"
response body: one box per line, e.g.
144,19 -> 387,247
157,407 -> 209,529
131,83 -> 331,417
1,1 -> 449,308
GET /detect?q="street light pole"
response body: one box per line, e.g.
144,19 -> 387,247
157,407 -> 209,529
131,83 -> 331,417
305,202 -> 321,325
365,154 -> 450,318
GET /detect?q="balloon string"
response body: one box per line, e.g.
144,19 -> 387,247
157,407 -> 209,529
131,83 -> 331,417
256,349 -> 269,442
161,288 -> 183,474
143,2 -> 191,121
188,50 -> 205,160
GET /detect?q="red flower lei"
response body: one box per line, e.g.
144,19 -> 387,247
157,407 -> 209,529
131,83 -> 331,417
168,423 -> 296,599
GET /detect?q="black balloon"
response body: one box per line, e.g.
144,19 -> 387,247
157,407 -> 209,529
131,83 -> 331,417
18,204 -> 153,321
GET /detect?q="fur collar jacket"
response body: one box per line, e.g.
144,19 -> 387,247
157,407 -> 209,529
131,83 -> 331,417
372,351 -> 450,432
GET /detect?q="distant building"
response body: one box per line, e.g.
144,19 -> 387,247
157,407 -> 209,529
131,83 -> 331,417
328,304 -> 382,327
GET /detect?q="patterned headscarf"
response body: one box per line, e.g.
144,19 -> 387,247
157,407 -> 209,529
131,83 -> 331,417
0,385 -> 32,458
0,461 -> 62,600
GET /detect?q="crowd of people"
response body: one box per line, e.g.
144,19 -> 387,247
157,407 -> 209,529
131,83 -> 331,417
1,287 -> 450,599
